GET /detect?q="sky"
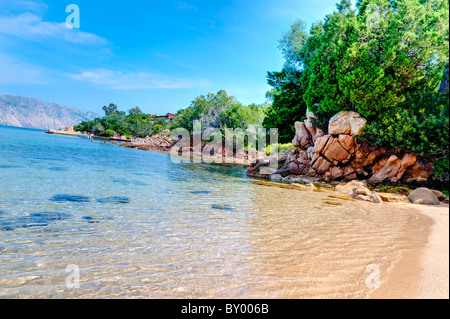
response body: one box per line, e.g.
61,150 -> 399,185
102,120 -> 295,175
0,0 -> 341,115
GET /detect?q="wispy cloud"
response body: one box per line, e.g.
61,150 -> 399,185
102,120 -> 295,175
176,2 -> 198,11
69,69 -> 209,90
154,52 -> 199,70
0,0 -> 48,13
0,51 -> 48,84
0,13 -> 108,45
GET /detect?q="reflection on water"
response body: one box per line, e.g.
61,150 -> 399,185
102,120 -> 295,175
0,125 -> 428,298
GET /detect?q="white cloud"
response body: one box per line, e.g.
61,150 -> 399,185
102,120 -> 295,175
0,0 -> 48,12
176,2 -> 198,11
0,13 -> 108,45
0,51 -> 47,84
69,69 -> 210,90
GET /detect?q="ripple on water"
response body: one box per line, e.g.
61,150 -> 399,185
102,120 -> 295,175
29,212 -> 72,220
82,216 -> 114,224
48,167 -> 69,172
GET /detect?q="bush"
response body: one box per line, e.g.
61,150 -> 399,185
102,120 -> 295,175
100,129 -> 115,137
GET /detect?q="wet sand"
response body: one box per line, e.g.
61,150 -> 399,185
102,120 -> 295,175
371,202 -> 449,299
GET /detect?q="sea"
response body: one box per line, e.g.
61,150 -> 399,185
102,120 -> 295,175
0,125 -> 428,298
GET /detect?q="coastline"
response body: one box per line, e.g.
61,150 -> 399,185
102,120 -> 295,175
35,130 -> 450,298
370,202 -> 449,299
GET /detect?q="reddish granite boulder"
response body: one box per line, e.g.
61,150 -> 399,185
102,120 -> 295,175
328,111 -> 367,136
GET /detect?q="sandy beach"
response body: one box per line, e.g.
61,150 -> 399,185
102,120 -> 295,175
371,202 -> 449,299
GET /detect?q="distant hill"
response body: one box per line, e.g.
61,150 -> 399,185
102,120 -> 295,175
0,94 -> 98,130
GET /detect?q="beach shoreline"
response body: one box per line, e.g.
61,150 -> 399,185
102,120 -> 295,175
370,202 -> 449,299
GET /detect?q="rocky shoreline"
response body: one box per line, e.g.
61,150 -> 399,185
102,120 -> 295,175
47,118 -> 448,207
246,110 -> 448,206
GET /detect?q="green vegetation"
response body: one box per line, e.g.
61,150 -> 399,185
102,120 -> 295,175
263,0 -> 449,182
74,104 -> 164,138
169,90 -> 265,134
376,185 -> 412,196
74,91 -> 266,141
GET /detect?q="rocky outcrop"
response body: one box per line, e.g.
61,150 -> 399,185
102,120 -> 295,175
251,109 -> 433,187
328,111 -> 367,136
368,154 -> 417,184
120,131 -> 174,151
335,180 -> 382,203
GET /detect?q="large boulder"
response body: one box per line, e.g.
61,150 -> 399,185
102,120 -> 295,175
408,188 -> 440,205
292,121 -> 313,150
403,160 -> 433,182
311,154 -> 332,175
368,154 -> 417,184
319,136 -> 353,165
431,190 -> 448,201
328,111 -> 367,136
335,180 -> 372,197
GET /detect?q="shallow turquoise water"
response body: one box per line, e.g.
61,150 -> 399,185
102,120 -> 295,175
0,125 -> 427,298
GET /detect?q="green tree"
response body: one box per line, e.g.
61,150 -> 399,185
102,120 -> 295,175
102,103 -> 118,116
128,106 -> 142,115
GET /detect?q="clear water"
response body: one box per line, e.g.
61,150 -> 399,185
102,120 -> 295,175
0,125 -> 428,298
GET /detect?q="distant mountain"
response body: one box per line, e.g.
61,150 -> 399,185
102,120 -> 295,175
0,94 -> 98,130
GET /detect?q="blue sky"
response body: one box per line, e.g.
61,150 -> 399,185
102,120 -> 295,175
0,0 -> 340,115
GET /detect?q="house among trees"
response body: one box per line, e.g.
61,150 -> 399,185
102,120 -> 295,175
151,113 -> 178,122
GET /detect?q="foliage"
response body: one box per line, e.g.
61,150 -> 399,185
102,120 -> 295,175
266,0 -> 449,178
170,90 -> 265,135
74,104 -> 169,138
100,129 -> 115,137
362,91 -> 449,156
262,69 -> 307,143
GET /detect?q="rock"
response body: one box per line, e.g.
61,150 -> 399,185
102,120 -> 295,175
293,121 -> 313,149
403,160 -> 433,182
355,194 -> 382,203
288,162 -> 302,175
328,111 -> 367,136
304,118 -> 316,134
321,137 -> 352,165
270,174 -> 283,182
314,135 -> 330,154
306,146 -> 315,160
369,154 -> 417,184
335,180 -> 372,197
338,134 -> 355,155
370,194 -> 383,203
431,190 -> 448,201
311,155 -> 332,175
330,166 -> 344,179
377,193 -> 409,203
408,188 -> 440,205
275,168 -> 291,177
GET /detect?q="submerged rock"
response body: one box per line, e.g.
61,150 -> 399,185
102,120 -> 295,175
29,212 -> 72,220
50,194 -> 91,203
211,204 -> 233,211
96,196 -> 130,204
0,216 -> 49,231
190,191 -> 212,194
